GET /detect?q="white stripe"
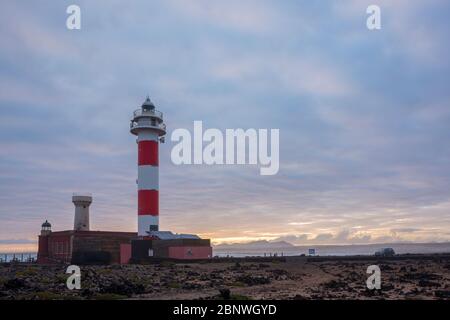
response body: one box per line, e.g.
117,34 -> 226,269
138,131 -> 158,142
137,165 -> 159,190
138,215 -> 159,236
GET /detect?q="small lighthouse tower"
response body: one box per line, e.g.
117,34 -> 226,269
73,193 -> 92,231
130,97 -> 166,236
41,220 -> 52,236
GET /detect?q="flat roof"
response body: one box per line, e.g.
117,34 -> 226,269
44,230 -> 137,236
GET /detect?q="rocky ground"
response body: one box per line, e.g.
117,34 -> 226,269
0,254 -> 449,300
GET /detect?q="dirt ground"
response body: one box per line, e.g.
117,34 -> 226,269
1,254 -> 449,300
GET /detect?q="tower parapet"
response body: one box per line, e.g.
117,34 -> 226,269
73,193 -> 92,231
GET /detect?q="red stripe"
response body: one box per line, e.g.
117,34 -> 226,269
138,140 -> 158,166
138,190 -> 159,215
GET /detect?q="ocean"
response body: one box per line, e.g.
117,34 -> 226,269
0,253 -> 37,263
2,243 -> 449,261
213,242 -> 450,257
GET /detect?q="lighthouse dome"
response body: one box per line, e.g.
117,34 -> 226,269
41,220 -> 51,228
142,96 -> 155,111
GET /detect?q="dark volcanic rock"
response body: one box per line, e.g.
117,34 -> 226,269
435,290 -> 450,299
402,272 -> 441,281
362,288 -> 382,297
4,278 -> 26,290
323,279 -> 348,290
418,279 -> 440,288
271,269 -> 288,276
379,264 -> 394,271
219,288 -> 231,300
182,282 -> 202,290
236,275 -> 270,286
100,279 -> 145,296
382,284 -> 395,291
80,288 -> 94,297
292,294 -> 308,300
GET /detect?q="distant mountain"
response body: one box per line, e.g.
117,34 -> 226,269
214,240 -> 294,250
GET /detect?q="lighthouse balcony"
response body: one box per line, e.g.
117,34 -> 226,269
133,108 -> 163,120
130,120 -> 166,135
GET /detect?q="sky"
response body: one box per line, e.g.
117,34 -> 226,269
0,0 -> 450,252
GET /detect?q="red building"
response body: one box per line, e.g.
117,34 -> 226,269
130,231 -> 213,263
37,221 -> 137,264
37,222 -> 212,264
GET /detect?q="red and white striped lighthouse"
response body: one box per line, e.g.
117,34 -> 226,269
130,97 -> 166,236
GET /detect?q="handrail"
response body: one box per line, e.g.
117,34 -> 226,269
133,108 -> 163,119
130,121 -> 166,131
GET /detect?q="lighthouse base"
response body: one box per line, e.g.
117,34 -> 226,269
130,234 -> 212,262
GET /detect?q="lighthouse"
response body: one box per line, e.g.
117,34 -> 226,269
130,97 -> 166,236
37,96 -> 211,264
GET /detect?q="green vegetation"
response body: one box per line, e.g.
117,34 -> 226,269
160,261 -> 175,267
167,281 -> 181,289
227,281 -> 245,287
15,267 -> 38,277
55,273 -> 68,283
96,268 -> 113,275
15,291 -> 65,300
91,293 -> 127,300
230,294 -> 252,300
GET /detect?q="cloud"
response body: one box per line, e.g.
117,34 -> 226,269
209,53 -> 355,97
274,234 -> 309,244
269,227 -> 448,246
0,239 -> 36,245
333,0 -> 450,66
391,228 -> 421,233
0,1 -> 449,245
313,233 -> 334,242
165,0 -> 284,35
